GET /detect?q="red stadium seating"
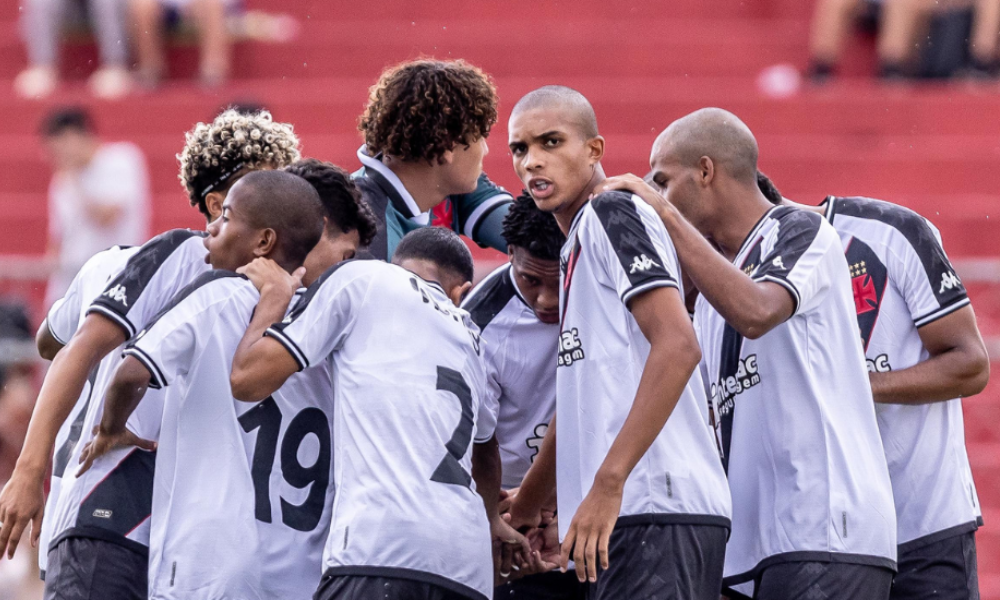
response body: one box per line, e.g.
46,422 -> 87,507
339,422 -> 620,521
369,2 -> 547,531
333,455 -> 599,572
0,0 -> 997,594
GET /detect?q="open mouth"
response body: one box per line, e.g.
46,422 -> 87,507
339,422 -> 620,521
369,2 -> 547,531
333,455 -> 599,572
528,177 -> 555,200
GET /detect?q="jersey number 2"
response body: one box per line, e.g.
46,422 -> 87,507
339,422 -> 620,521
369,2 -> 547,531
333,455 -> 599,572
238,397 -> 331,532
431,366 -> 475,487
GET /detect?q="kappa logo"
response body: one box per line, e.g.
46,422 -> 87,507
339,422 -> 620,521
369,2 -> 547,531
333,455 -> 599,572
939,271 -> 961,294
771,256 -> 785,270
558,328 -> 585,367
525,423 -> 548,461
103,284 -> 128,307
92,508 -> 113,519
629,254 -> 660,274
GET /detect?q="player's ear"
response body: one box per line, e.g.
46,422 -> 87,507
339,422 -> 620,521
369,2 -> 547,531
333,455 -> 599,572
449,281 -> 473,306
697,156 -> 715,187
439,147 -> 456,166
587,135 -> 605,165
256,228 -> 277,257
204,191 -> 226,222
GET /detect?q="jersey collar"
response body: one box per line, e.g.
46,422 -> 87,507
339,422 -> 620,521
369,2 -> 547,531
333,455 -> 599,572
357,145 -> 429,224
821,196 -> 837,223
735,205 -> 783,261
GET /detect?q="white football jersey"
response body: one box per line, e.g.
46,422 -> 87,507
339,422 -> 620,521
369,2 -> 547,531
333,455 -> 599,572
462,264 -> 559,489
127,272 -> 334,600
693,205 -> 897,596
39,245 -> 138,575
557,191 -> 732,542
266,260 -> 494,600
825,196 -> 981,549
49,230 -> 209,556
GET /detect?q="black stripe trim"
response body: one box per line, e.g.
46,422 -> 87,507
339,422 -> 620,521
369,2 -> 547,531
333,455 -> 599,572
591,191 -> 677,293
123,347 -> 167,390
914,297 -> 971,328
462,266 -> 518,330
722,550 -> 898,587
615,513 -> 732,530
321,566 -> 487,600
51,526 -> 150,556
87,304 -> 137,338
621,279 -> 679,306
898,519 -> 981,554
135,269 -> 246,337
264,327 -> 309,371
736,205 -> 784,259
753,274 -> 802,314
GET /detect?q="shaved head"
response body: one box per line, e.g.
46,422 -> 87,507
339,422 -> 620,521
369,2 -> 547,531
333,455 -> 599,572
653,108 -> 758,185
233,170 -> 324,266
511,85 -> 599,139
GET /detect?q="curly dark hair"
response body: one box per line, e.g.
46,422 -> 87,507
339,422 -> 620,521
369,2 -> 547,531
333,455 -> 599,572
502,191 -> 566,261
285,159 -> 378,246
359,59 -> 498,164
756,171 -> 783,205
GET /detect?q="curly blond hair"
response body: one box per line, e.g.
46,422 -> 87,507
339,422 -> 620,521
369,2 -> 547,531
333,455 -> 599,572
359,59 -> 497,164
178,109 -> 302,217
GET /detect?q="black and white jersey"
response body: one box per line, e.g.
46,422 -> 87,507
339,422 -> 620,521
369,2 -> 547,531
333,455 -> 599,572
462,264 -> 558,489
126,273 -> 334,600
39,245 -> 137,574
48,230 -> 210,556
557,191 -> 732,542
266,261 -> 494,600
692,205 -> 897,595
825,196 -> 981,549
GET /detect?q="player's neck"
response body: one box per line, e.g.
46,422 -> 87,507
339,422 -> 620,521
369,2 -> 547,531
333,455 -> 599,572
553,165 -> 606,234
711,188 -> 777,261
381,158 -> 448,215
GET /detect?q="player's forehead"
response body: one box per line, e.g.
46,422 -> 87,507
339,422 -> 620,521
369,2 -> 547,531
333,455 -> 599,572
511,246 -> 560,278
508,107 -> 576,144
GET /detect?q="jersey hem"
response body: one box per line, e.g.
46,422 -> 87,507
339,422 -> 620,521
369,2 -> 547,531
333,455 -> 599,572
123,346 -> 167,389
898,518 -> 982,554
722,550 -> 898,588
321,566 -> 488,600
620,279 -> 678,306
913,296 -> 971,328
50,525 -> 149,557
265,327 -> 309,371
616,512 -> 732,531
86,303 -> 136,338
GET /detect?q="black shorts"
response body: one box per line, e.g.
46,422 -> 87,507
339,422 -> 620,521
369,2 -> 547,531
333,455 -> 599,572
315,572 -> 482,600
891,529 -> 980,600
751,561 -> 893,600
43,537 -> 147,600
495,570 -> 586,599
586,519 -> 729,600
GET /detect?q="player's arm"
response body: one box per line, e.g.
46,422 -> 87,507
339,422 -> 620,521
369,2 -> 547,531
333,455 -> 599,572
0,314 -> 125,559
454,173 -> 513,252
598,175 -> 794,339
230,259 -> 305,402
870,305 -> 990,404
472,435 -> 532,581
76,356 -> 157,475
561,286 -> 701,583
35,319 -> 64,361
507,414 -> 558,531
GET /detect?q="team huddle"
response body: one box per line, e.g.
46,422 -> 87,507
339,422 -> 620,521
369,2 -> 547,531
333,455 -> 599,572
0,58 -> 990,600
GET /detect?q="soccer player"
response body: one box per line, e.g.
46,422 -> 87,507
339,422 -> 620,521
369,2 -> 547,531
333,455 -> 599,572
758,172 -> 989,600
78,170 -> 331,600
599,108 -> 897,599
228,227 -> 523,600
505,86 -> 732,599
354,58 -> 513,260
462,192 -> 580,596
0,109 -> 302,597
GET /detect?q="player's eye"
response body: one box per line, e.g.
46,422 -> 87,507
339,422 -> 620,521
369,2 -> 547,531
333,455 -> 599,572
509,144 -> 525,156
544,138 -> 559,148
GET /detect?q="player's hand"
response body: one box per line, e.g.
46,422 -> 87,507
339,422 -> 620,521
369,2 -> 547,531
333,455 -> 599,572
560,477 -> 623,583
505,495 -> 543,533
491,515 -> 532,583
238,258 -> 306,298
595,174 -> 672,218
530,515 -> 562,566
77,426 -> 156,476
0,468 -> 46,559
498,487 -> 518,516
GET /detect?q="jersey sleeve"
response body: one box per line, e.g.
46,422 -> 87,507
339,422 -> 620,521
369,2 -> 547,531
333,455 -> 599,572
124,272 -> 242,389
589,191 -> 680,306
452,173 -> 513,250
265,263 -> 371,370
88,230 -> 207,339
750,209 -> 832,317
897,218 -> 970,327
46,273 -> 87,346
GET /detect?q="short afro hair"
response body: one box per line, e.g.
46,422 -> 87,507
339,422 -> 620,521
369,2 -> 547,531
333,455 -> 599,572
393,227 -> 474,285
178,108 -> 301,218
359,58 -> 498,164
756,171 -> 783,205
41,106 -> 94,137
284,159 -> 378,246
502,191 -> 566,261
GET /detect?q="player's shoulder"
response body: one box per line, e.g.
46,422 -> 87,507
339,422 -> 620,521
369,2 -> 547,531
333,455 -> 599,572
136,228 -> 207,256
165,270 -> 252,311
827,195 -> 935,239
80,244 -> 138,278
589,189 -> 636,213
462,265 -> 518,330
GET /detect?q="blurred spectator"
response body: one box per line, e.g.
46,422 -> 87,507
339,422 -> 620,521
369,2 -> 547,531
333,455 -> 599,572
808,0 -> 997,80
130,0 -> 231,88
40,107 -> 150,309
13,0 -> 131,100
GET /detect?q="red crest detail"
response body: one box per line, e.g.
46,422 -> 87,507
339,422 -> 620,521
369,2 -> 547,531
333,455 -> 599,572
852,274 -> 878,314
